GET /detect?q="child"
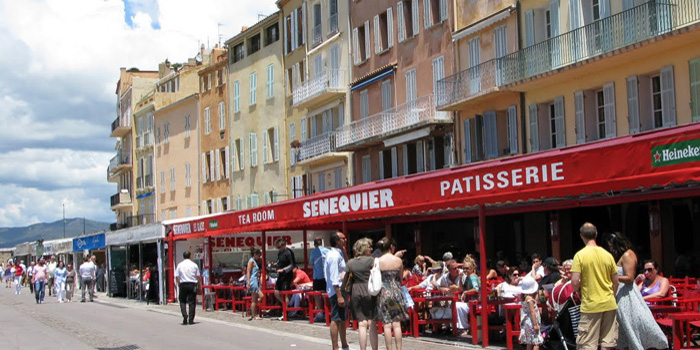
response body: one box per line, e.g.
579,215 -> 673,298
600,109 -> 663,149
519,276 -> 544,350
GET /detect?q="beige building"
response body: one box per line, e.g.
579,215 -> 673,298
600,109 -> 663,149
282,0 -> 353,198
109,68 -> 158,229
226,13 -> 288,209
198,48 -> 231,215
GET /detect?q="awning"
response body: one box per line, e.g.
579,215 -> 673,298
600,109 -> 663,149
43,238 -> 73,255
106,223 -> 165,246
14,243 -> 31,256
452,6 -> 515,42
168,123 -> 700,240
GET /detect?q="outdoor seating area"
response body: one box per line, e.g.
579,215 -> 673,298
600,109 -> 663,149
649,278 -> 700,350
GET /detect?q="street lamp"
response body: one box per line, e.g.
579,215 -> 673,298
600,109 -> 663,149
63,203 -> 66,238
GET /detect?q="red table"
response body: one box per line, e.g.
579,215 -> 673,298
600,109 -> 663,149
670,312 -> 700,349
469,298 -> 516,346
410,292 -> 458,338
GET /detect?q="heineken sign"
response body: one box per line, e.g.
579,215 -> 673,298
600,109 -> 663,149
652,139 -> 700,167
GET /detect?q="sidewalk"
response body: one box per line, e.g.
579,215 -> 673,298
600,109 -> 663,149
95,295 -> 507,350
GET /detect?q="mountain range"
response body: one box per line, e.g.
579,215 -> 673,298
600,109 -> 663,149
0,218 -> 110,248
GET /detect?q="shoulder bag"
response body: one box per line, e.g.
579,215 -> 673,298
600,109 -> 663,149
368,258 -> 382,296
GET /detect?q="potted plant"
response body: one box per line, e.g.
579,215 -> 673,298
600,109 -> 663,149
290,140 -> 301,148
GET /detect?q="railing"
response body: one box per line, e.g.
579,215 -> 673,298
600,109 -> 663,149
329,13 -> 338,33
334,95 -> 451,149
500,0 -> 698,85
436,58 -> 502,108
313,23 -> 323,47
111,214 -> 156,230
292,69 -> 346,106
110,191 -> 131,207
300,133 -> 334,160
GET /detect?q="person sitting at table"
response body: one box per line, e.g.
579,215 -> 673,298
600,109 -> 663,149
636,259 -> 670,301
412,255 -> 436,279
487,260 -> 508,281
496,267 -> 522,299
461,257 -> 480,301
286,265 -> 312,318
408,262 -> 443,293
537,258 -> 561,288
435,259 -> 470,336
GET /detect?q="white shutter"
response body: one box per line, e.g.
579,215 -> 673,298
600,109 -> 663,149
374,15 -> 381,54
402,144 -> 409,174
250,72 -> 257,105
301,117 -> 308,140
232,142 -> 238,171
575,91 -> 586,143
569,0 -> 580,30
339,103 -> 345,126
201,152 -> 207,183
463,119 -> 472,163
364,20 -> 371,60
690,59 -> 700,123
508,105 -> 518,154
600,0 -> 611,18
217,198 -> 222,213
310,115 -> 317,137
416,140 -> 424,172
263,129 -> 269,164
353,28 -> 360,65
525,10 -> 535,47
250,133 -> 258,167
224,146 -> 230,179
397,1 -> 405,42
550,1 -> 560,36
267,64 -> 274,99
240,138 -> 245,170
301,3 -> 307,45
215,148 -> 221,180
603,82 -> 617,138
626,76 -> 640,134
246,195 -> 252,209
378,150 -> 385,179
391,147 -> 398,178
660,66 -> 677,127
273,126 -> 279,162
284,16 -> 289,55
411,0 -> 420,36
432,56 -> 445,99
424,0 -> 432,28
440,0 -> 448,21
529,104 -> 539,152
484,111 -> 498,158
387,7 -> 394,48
209,150 -> 215,181
554,96 -> 566,148
202,201 -> 207,215
226,196 -> 230,211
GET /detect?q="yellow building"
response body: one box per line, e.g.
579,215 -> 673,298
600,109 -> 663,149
225,13 -> 288,209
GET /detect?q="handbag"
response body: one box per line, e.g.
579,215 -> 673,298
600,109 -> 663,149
368,258 -> 382,296
341,269 -> 354,294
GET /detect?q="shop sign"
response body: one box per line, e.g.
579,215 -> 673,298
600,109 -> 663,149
212,235 -> 292,250
237,209 -> 275,225
172,221 -> 205,235
652,138 -> 700,167
209,220 -> 219,229
73,233 -> 106,251
106,224 -> 164,245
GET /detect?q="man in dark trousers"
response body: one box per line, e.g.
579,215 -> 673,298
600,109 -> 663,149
273,237 -> 295,319
175,251 -> 201,325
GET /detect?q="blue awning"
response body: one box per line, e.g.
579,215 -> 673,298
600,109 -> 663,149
350,69 -> 394,92
136,191 -> 154,199
73,233 -> 106,251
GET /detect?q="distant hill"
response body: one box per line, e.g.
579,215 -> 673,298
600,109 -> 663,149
0,218 -> 110,248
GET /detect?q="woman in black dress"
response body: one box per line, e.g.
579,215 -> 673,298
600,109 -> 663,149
347,238 -> 378,350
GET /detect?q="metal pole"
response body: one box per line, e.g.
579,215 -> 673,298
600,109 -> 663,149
63,203 -> 66,238
479,205 -> 488,348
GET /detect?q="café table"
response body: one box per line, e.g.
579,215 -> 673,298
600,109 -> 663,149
670,312 -> 700,349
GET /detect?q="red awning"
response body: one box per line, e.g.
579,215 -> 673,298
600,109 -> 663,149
169,123 -> 700,240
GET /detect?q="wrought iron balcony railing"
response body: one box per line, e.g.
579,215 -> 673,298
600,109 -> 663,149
108,153 -> 131,174
299,133 -> 334,161
292,69 -> 346,106
110,191 -> 132,207
334,95 -> 451,149
312,23 -> 323,47
436,58 -> 502,108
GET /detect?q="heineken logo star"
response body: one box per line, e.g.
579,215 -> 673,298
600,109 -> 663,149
654,151 -> 661,162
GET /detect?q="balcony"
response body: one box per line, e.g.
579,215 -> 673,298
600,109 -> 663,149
107,153 -> 131,182
292,69 -> 347,108
436,58 -> 505,110
312,23 -> 323,47
110,213 -> 155,231
334,95 -> 452,151
110,190 -> 132,210
297,133 -> 347,166
110,116 -> 131,138
499,0 -> 700,86
136,174 -> 153,190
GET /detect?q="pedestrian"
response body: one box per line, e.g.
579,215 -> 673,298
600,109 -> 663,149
571,222 -> 619,350
19,260 -> 27,286
5,261 -> 13,288
325,231 -> 349,350
518,276 -> 544,350
346,237 -> 378,350
27,261 -> 35,293
309,237 -> 329,322
47,255 -> 57,296
376,237 -> 409,350
13,262 -> 24,295
273,237 -> 296,319
54,261 -> 67,303
605,232 -> 668,350
79,256 -> 96,302
32,259 -> 48,304
96,263 -> 106,293
175,251 -> 201,325
245,248 -> 264,320
65,264 -> 76,302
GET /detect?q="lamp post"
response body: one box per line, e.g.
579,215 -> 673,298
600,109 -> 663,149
63,203 -> 66,239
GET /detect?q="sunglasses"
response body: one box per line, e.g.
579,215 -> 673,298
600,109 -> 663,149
644,268 -> 654,272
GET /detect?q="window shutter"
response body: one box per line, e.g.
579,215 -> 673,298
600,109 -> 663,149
301,117 -> 307,140
378,150 -> 385,180
412,0 -> 420,36
600,0 -> 611,18
246,195 -> 251,209
424,0 -> 432,28
402,144 -> 409,174
525,10 -> 535,47
339,103 -> 345,126
364,20 -> 371,60
508,106 -> 518,154
209,150 -> 216,181
484,111 -> 498,158
301,3 -> 307,45
623,76 -> 640,134
231,142 -> 238,171
387,7 -> 394,48
440,0 -> 448,21
550,1 -> 560,36
250,133 -> 258,167
416,140 -> 424,172
240,138 -> 245,170
250,72 -> 257,105
397,1 -> 405,42
215,148 -> 221,180
690,59 -> 700,123
602,83 -> 616,137
391,147 -> 398,178
217,198 -> 222,213
374,15 -> 381,54
202,201 -> 207,215
201,153 -> 207,183
267,64 -> 274,99
432,56 -> 445,102
224,146 -> 230,179
660,65 -> 677,127
263,129 -> 270,164
273,126 -> 279,162
554,96 -> 566,148
569,0 -> 580,30
529,104 -> 539,152
226,196 -> 230,211
353,28 -> 360,65
574,91 -> 585,143
463,119 -> 472,163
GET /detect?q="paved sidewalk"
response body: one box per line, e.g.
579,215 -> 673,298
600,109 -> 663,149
95,295 -> 507,350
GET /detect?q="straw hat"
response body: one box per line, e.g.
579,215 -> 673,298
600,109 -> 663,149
429,261 -> 443,271
519,275 -> 539,295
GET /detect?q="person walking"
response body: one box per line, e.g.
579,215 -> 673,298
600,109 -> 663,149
245,248 -> 264,320
27,261 -> 35,293
325,231 -> 349,350
605,232 -> 668,350
32,259 -> 48,304
175,251 -> 201,325
309,237 -> 329,322
65,264 -> 76,302
376,237 -> 409,350
47,255 -> 57,296
273,238 -> 296,317
571,222 -> 619,350
79,256 -> 96,302
54,261 -> 67,303
5,261 -> 14,288
13,262 -> 23,295
346,238 -> 378,350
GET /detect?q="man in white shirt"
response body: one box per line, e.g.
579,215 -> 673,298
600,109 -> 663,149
324,231 -> 349,350
175,251 -> 201,325
436,259 -> 470,334
47,256 -> 57,296
531,253 -> 545,282
79,256 -> 96,302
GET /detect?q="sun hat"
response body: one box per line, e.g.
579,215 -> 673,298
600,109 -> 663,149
518,275 -> 539,295
429,261 -> 443,271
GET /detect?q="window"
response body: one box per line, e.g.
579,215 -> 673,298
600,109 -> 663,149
596,90 -> 606,139
170,209 -> 176,220
651,75 -> 663,129
432,56 -> 445,102
186,207 -> 192,217
247,33 -> 261,55
468,37 -> 481,93
424,0 -> 448,27
265,23 -> 279,46
164,122 -> 170,143
237,196 -> 243,210
184,115 -> 190,138
222,146 -> 230,179
170,168 -> 175,191
233,43 -> 245,63
160,171 -> 165,193
360,90 -> 369,119
329,0 -> 338,33
156,127 -> 161,144
233,81 -> 240,113
266,64 -> 274,99
373,9 -> 393,54
575,83 -> 616,142
313,3 -> 322,46
232,138 -> 244,171
221,197 -> 229,212
250,72 -> 257,105
284,5 -> 306,54
318,171 -> 326,192
161,211 -> 166,221
362,155 -> 371,183
397,0 -> 419,42
353,23 -> 369,64
204,107 -> 211,135
185,163 -> 191,188
262,126 -> 279,164
334,168 -> 343,188
218,102 -> 226,131
289,122 -> 297,165
249,133 -> 258,167
381,80 -> 392,111
405,69 -> 417,102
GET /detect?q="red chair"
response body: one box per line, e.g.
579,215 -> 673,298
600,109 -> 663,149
305,291 -> 324,324
280,290 -> 307,321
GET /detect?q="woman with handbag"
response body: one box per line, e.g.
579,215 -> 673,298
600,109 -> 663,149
346,238 -> 378,350
376,237 -> 408,350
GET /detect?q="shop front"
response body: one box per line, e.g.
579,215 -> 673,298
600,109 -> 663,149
105,223 -> 165,303
72,233 -> 106,268
43,238 -> 75,267
13,242 -> 33,265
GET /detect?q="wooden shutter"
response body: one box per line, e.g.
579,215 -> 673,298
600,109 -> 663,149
525,10 -> 534,47
374,15 -> 381,54
660,66 -> 677,127
508,106 -> 518,154
440,0 -> 448,21
690,59 -> 700,123
529,104 -> 539,152
412,0 -> 419,36
416,140 -> 424,172
463,119 -> 472,163
484,111 -> 498,158
387,7 -> 394,48
397,1 -> 405,42
215,148 -> 221,180
378,150 -> 384,179
201,153 -> 207,183
301,3 -> 307,45
209,150 -> 216,181
575,91 -> 586,143
231,142 -> 238,171
569,0 -> 580,30
240,138 -> 245,170
603,83 -> 617,137
273,126 -> 279,162
600,0 -> 611,18
250,133 -> 258,167
353,28 -> 360,65
224,146 -> 230,179
391,147 -> 398,178
402,144 -> 409,174
364,21 -> 371,60
550,1 -> 560,36
554,96 -> 566,148
263,129 -> 269,164
424,0 -> 432,28
626,76 -> 640,133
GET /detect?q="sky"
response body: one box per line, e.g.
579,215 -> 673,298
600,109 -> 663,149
0,0 -> 278,227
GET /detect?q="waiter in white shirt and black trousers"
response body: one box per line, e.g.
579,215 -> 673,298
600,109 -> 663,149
175,251 -> 201,325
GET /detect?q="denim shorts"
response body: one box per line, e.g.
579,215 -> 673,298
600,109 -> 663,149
329,294 -> 347,322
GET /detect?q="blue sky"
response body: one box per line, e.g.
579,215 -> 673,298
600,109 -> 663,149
0,0 -> 278,227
